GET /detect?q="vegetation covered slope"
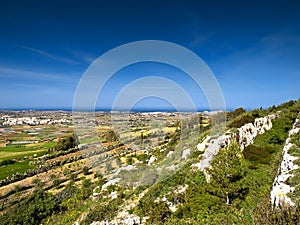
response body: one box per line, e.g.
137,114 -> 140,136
0,100 -> 299,225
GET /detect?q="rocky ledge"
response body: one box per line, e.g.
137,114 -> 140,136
271,118 -> 299,207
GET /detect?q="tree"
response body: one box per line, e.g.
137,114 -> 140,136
207,143 -> 248,205
32,178 -> 45,191
55,134 -> 77,151
1,191 -> 60,225
227,107 -> 246,121
82,166 -> 90,175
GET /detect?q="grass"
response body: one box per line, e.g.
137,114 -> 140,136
0,145 -> 27,152
27,141 -> 56,150
0,143 -> 52,180
0,142 -> 54,159
0,160 -> 36,180
0,149 -> 46,161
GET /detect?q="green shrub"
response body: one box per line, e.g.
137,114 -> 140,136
83,197 -> 123,222
82,166 -> 90,175
55,134 -> 77,151
243,145 -> 278,165
0,191 -> 60,225
0,159 -> 15,166
228,113 -> 255,128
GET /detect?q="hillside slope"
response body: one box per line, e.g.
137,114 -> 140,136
0,100 -> 299,225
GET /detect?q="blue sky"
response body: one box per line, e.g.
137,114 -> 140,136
0,0 -> 299,110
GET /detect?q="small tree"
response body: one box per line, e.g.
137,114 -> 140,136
82,166 -> 90,175
55,134 -> 77,151
207,143 -> 248,205
32,178 -> 45,191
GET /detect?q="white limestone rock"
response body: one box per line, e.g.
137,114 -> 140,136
122,216 -> 140,225
289,127 -> 300,136
167,151 -> 174,157
115,165 -> 136,175
101,178 -> 121,191
182,148 -> 191,159
174,184 -> 189,194
110,191 -> 118,199
197,142 -> 206,152
238,115 -> 273,150
218,134 -> 232,148
270,117 -> 299,207
148,155 -> 157,165
196,136 -> 211,151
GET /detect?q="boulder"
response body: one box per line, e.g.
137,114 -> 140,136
148,155 -> 157,165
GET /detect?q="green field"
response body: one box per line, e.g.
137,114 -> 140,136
0,146 -> 47,161
0,160 -> 36,180
0,143 -> 55,180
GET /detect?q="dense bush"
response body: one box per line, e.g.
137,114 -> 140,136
82,166 -> 90,175
0,191 -> 60,225
55,134 -> 77,151
228,113 -> 255,128
83,197 -> 123,223
0,159 -> 15,166
255,198 -> 300,225
227,107 -> 246,121
243,145 -> 278,165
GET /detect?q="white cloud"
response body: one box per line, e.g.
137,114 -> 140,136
0,66 -> 79,83
189,32 -> 215,47
64,47 -> 97,64
20,46 -> 79,64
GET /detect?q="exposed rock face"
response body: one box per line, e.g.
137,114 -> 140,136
147,155 -> 157,165
90,190 -> 149,225
192,114 -> 276,181
167,151 -> 174,157
192,134 -> 226,173
115,165 -> 136,175
101,178 -> 121,191
182,148 -> 191,159
271,118 -> 299,207
218,134 -> 233,149
122,216 -> 141,225
238,115 -> 273,150
154,184 -> 189,213
196,136 -> 211,152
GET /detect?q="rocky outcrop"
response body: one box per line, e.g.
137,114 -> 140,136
154,184 -> 189,213
192,114 -> 277,181
271,118 -> 299,207
192,134 -> 226,172
91,214 -> 141,225
147,155 -> 157,165
196,136 -> 211,152
181,148 -> 191,159
167,151 -> 174,157
89,189 -> 149,225
238,115 -> 274,150
115,165 -> 136,175
101,178 -> 121,191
